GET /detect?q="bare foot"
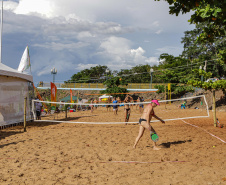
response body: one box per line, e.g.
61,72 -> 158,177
153,146 -> 161,150
133,145 -> 136,149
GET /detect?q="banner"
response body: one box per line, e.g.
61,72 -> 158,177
51,82 -> 57,110
18,46 -> 31,72
70,89 -> 73,103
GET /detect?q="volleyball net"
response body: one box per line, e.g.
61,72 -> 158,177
32,95 -> 209,124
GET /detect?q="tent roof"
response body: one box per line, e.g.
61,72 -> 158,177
0,63 -> 33,82
99,94 -> 113,99
60,95 -> 77,102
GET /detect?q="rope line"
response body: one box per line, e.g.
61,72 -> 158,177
0,157 -> 188,164
181,120 -> 226,144
91,160 -> 189,164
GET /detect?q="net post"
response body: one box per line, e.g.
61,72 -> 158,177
65,106 -> 67,120
24,97 -> 27,132
212,90 -> 217,127
165,84 -> 167,109
77,91 -> 79,103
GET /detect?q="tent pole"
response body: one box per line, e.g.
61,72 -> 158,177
0,0 -> 3,63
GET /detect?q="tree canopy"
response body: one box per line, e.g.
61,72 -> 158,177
155,0 -> 225,42
66,65 -> 109,83
181,23 -> 226,77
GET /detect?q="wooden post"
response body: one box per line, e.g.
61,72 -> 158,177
65,105 -> 67,120
212,90 -> 217,127
24,97 -> 27,132
165,84 -> 167,109
77,91 -> 79,103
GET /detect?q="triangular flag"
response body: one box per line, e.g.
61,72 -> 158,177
18,46 -> 30,72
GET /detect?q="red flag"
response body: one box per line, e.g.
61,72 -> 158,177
51,82 -> 57,110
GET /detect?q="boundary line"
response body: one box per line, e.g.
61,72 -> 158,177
181,120 -> 226,143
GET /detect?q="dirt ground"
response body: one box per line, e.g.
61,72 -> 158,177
0,105 -> 226,185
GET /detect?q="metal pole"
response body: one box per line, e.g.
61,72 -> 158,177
53,74 -> 55,83
105,69 -> 109,81
51,68 -> 57,83
149,75 -> 151,89
150,68 -> 154,89
0,0 -> 3,63
151,72 -> 153,89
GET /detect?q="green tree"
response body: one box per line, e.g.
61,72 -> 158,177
155,0 -> 226,67
100,77 -> 128,99
117,64 -> 154,83
181,23 -> 226,78
66,65 -> 108,83
157,53 -> 192,83
131,64 -> 150,83
156,0 -> 225,41
188,69 -> 226,127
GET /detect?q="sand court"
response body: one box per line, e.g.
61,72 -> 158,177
0,107 -> 226,184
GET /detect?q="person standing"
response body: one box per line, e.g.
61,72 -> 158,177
89,99 -> 94,113
139,96 -> 144,113
35,99 -> 42,120
112,97 -> 118,115
124,95 -> 133,124
136,97 -> 140,110
181,100 -> 186,109
94,98 -> 98,109
106,96 -> 111,112
133,100 -> 165,150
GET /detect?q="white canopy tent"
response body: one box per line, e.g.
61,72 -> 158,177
99,94 -> 113,99
0,63 -> 33,126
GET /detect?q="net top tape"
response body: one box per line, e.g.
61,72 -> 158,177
32,95 -> 206,106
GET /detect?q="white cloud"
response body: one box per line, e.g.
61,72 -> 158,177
14,0 -> 55,18
155,46 -> 183,56
131,47 -> 145,56
3,0 -> 195,83
33,42 -> 89,51
100,36 -> 131,55
155,29 -> 163,34
76,63 -> 100,71
96,37 -> 160,70
152,21 -> 160,27
4,1 -> 18,11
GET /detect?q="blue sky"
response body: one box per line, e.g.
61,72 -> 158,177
1,0 -> 195,85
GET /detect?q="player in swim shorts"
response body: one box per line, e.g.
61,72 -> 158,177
133,100 -> 165,150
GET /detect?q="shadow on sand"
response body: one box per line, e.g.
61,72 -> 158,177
160,140 -> 192,148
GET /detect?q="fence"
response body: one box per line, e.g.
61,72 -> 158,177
38,82 -> 166,89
